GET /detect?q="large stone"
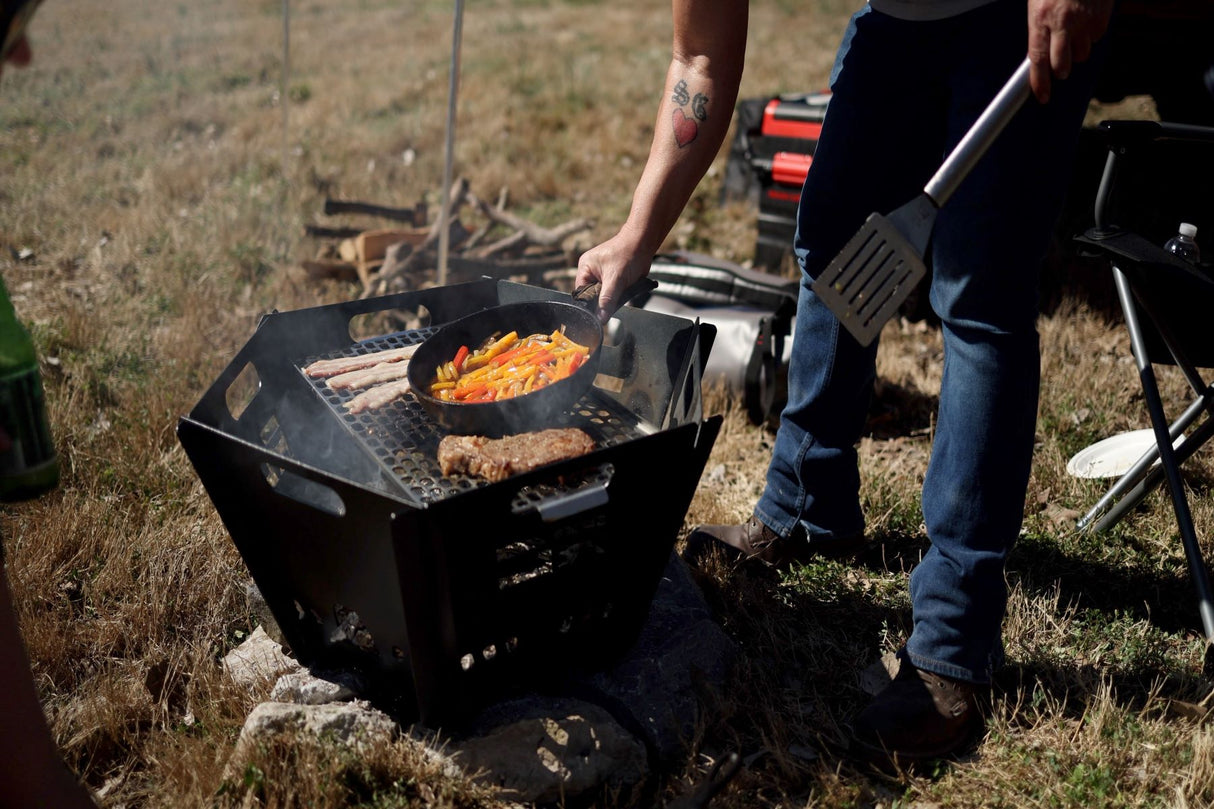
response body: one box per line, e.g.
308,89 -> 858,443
243,578 -> 286,646
576,554 -> 738,764
270,668 -> 363,705
446,696 -> 648,805
223,553 -> 735,803
222,625 -> 301,692
228,700 -> 398,772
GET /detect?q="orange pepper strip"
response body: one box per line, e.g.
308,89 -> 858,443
490,344 -> 532,367
453,381 -> 490,400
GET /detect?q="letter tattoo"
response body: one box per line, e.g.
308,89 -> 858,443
671,79 -> 690,107
692,92 -> 708,121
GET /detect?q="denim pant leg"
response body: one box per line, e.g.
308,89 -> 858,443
757,6 -> 948,542
904,18 -> 1107,684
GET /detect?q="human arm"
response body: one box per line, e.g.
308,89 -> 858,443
575,0 -> 749,321
1027,0 -> 1115,103
0,32 -> 30,77
0,572 -> 99,808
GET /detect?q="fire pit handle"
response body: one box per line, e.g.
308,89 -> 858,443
532,481 -> 609,523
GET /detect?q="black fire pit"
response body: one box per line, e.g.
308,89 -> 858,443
178,279 -> 721,726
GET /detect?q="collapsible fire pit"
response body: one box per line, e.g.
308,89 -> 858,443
178,279 -> 721,726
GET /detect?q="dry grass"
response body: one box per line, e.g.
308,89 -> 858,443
2,0 -> 1212,807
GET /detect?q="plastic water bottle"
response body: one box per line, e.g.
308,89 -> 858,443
0,278 -> 59,501
1164,222 -> 1201,264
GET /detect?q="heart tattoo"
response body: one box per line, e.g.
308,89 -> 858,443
672,108 -> 699,148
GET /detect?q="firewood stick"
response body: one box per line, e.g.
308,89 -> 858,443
363,179 -> 470,298
469,194 -> 593,246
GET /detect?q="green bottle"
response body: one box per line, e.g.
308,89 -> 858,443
0,277 -> 58,501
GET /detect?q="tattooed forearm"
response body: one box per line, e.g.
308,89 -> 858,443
670,78 -> 709,148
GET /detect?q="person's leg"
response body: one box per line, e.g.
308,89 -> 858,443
853,0 -> 1108,763
684,7 -> 950,568
755,6 -> 948,544
907,0 -> 1105,686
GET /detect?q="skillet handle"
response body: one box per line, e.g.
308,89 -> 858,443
572,277 -> 659,311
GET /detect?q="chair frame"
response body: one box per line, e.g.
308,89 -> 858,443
1074,120 -> 1214,644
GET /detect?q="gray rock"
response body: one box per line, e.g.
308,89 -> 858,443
228,700 -> 398,773
243,578 -> 286,646
447,696 -> 648,805
223,553 -> 734,803
270,668 -> 362,705
222,625 -> 301,692
578,554 -> 738,764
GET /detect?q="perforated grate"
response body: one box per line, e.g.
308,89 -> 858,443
297,330 -> 649,507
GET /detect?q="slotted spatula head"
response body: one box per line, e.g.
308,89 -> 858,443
812,194 -> 936,346
811,59 -> 1033,346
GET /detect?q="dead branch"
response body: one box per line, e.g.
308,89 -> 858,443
463,187 -> 511,251
474,229 -> 529,258
468,192 -> 593,248
363,178 -> 472,298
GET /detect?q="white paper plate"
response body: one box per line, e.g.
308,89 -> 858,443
1066,428 -> 1184,479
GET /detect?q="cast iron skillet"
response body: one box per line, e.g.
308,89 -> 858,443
406,278 -> 656,437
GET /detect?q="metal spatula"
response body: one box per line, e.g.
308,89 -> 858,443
812,58 -> 1033,345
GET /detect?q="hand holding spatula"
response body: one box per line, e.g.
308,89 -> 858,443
812,57 -> 1033,346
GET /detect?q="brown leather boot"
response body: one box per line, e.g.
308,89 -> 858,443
850,657 -> 985,766
682,513 -> 866,570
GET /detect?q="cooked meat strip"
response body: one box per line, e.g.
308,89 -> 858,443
437,428 -> 595,483
344,378 -> 413,414
327,360 -> 413,390
304,344 -> 419,378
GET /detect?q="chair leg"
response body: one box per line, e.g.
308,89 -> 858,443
1139,365 -> 1214,643
1117,269 -> 1214,644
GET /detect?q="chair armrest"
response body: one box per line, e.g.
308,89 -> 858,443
1097,119 -> 1214,148
1077,227 -> 1212,279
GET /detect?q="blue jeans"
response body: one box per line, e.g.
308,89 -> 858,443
755,0 -> 1105,683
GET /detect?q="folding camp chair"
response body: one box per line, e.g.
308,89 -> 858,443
1073,119 -> 1214,644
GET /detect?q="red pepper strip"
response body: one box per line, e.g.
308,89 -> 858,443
453,344 -> 470,372
526,350 -> 556,367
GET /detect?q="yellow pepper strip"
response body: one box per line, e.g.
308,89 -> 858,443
463,331 -> 519,370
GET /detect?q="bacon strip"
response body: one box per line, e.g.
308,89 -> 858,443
303,344 -> 419,378
327,361 -> 413,391
344,378 -> 413,414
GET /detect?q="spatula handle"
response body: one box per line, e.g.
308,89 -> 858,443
924,57 -> 1032,207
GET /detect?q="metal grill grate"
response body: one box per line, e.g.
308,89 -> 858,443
297,329 -> 649,507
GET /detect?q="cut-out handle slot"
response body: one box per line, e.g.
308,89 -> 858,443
261,462 -> 347,518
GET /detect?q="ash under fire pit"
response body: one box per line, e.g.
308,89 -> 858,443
178,279 -> 721,726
